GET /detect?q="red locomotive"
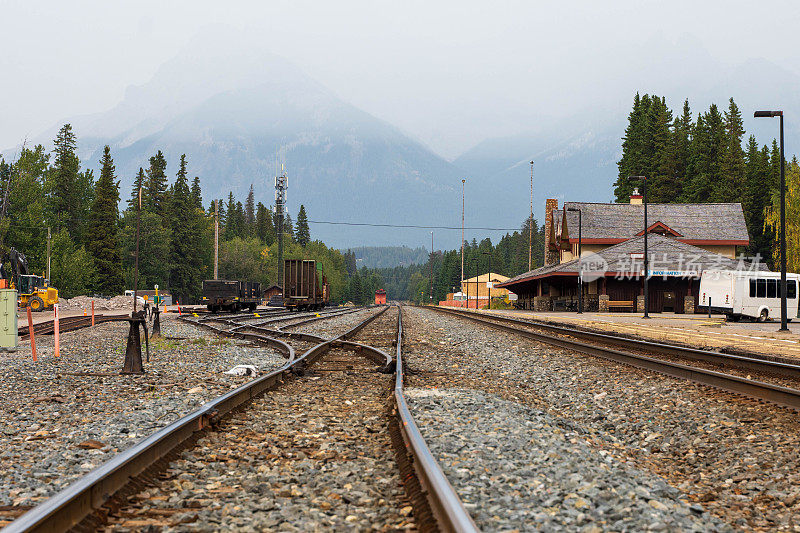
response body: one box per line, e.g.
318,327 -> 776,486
374,289 -> 387,305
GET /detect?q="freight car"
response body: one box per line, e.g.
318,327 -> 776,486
202,279 -> 261,312
283,259 -> 329,311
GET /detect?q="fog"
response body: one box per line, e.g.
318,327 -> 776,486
3,0 -> 800,158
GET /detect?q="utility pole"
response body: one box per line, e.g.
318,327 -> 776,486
275,166 -> 288,290
529,161 -> 534,271
134,188 -> 141,312
430,231 -> 434,305
213,200 -> 219,279
461,179 -> 465,285
46,227 -> 51,281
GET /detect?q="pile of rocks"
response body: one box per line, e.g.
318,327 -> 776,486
59,295 -> 133,311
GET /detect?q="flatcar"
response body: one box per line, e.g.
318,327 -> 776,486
284,259 -> 329,311
202,279 -> 261,312
375,289 -> 387,305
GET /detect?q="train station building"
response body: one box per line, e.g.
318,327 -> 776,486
497,195 -> 762,313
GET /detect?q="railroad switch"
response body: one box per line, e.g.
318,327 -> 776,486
122,310 -> 150,374
151,306 -> 161,338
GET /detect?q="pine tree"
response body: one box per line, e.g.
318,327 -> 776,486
224,192 -> 237,240
168,154 -> 206,302
718,98 -> 746,202
47,123 -> 93,244
646,97 -> 676,202
245,185 -> 256,231
683,104 -> 725,202
190,177 -> 203,209
614,93 -> 648,201
672,100 -> 694,192
255,202 -> 275,244
284,214 -> 294,240
88,146 -> 123,294
143,150 -> 168,214
744,136 -> 774,264
235,201 -> 246,238
295,204 -> 310,246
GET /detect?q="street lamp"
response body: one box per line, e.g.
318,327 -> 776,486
630,176 -> 650,318
755,110 -> 789,331
482,251 -> 492,310
567,207 -> 582,314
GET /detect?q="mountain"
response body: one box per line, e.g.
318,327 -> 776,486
11,34 -> 466,248
348,246 -> 430,268
453,53 -> 800,225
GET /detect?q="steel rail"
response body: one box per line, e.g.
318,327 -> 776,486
432,307 -> 800,379
430,306 -> 800,411
6,307 -> 389,533
392,306 -> 479,533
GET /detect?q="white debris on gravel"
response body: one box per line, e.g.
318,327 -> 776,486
406,387 -> 726,532
0,315 -> 286,508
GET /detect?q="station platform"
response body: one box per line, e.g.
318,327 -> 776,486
477,309 -> 800,359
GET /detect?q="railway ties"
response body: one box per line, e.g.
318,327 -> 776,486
107,308 -> 409,531
8,304 -> 476,532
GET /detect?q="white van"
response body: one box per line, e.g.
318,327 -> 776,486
699,270 -> 800,322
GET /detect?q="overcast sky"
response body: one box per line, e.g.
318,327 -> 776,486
3,0 -> 800,158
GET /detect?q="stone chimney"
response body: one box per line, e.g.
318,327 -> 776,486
629,188 -> 643,205
544,199 -> 559,266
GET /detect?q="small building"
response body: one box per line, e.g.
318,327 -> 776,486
263,285 -> 283,300
461,272 -> 513,300
375,289 -> 387,305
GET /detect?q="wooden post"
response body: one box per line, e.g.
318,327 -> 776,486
53,303 -> 60,357
27,306 -> 36,362
91,300 -> 95,326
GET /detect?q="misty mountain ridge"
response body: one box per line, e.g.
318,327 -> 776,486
7,31 -> 800,249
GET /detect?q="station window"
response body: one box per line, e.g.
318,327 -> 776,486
757,278 -> 767,298
767,279 -> 778,298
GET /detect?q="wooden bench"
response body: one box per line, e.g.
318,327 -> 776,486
607,300 -> 634,311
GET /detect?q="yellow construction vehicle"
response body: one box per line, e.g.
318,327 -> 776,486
0,248 -> 58,311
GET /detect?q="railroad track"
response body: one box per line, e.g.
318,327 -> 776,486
7,304 -> 476,532
18,313 -> 129,341
430,306 -> 800,411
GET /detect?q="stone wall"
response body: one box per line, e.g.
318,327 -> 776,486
534,296 -> 553,311
684,295 -> 695,314
598,294 -> 609,312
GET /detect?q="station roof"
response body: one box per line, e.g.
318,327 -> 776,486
553,202 -> 750,246
498,234 -> 766,288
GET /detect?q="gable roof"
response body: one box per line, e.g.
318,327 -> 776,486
552,202 -> 749,245
499,234 -> 766,288
462,272 -> 509,284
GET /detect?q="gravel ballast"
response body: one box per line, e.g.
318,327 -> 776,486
0,314 -> 286,510
407,387 -> 724,531
404,306 -> 800,530
105,307 -> 411,531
